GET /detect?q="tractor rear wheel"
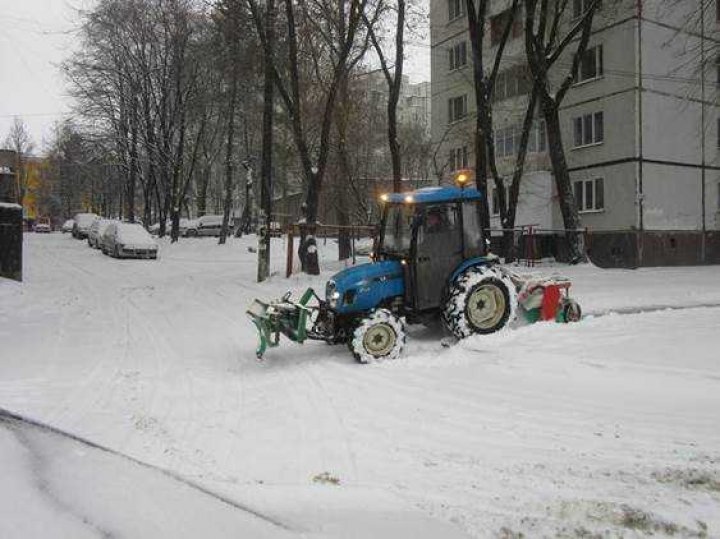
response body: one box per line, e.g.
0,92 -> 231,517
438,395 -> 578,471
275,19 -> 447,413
443,266 -> 517,339
350,309 -> 406,364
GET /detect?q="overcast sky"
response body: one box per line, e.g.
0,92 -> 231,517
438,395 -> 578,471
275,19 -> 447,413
0,1 -> 429,155
0,1 -> 91,151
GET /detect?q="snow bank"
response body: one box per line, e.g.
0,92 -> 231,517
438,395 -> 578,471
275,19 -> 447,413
1,234 -> 718,538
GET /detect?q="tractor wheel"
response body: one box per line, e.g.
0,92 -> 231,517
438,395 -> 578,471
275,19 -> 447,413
443,266 -> 517,339
350,309 -> 406,364
560,298 -> 582,323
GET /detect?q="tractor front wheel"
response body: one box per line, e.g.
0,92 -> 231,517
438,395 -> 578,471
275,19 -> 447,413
350,309 -> 406,364
443,266 -> 517,339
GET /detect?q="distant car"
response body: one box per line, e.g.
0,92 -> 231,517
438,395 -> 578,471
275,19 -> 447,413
72,213 -> 98,239
178,218 -> 191,236
87,219 -> 114,249
184,218 -> 200,237
62,219 -> 74,233
195,215 -> 224,237
149,219 -> 191,237
34,218 -> 52,233
148,220 -> 170,236
102,222 -> 158,259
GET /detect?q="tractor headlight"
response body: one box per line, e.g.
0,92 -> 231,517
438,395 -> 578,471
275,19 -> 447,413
326,280 -> 340,308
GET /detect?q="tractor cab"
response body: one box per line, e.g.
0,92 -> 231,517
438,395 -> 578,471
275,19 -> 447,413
376,185 -> 486,311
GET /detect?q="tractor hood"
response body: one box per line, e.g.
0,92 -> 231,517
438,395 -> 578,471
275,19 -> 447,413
327,260 -> 405,314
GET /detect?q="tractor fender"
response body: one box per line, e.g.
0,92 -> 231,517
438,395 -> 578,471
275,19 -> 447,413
449,255 -> 500,284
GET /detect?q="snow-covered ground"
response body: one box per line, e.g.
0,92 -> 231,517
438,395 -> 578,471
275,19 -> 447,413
1,233 -> 719,538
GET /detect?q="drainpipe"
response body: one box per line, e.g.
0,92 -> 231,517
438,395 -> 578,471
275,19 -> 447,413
635,0 -> 644,266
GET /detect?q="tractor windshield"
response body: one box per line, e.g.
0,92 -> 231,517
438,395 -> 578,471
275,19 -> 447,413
379,203 -> 415,256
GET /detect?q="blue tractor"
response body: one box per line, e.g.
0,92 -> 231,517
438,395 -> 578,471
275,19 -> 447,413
247,179 -> 539,363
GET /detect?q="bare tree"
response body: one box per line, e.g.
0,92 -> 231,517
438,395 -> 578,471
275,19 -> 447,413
464,0 -> 519,231
4,118 -> 35,206
246,0 -> 371,274
524,0 -> 600,261
364,0 -> 405,193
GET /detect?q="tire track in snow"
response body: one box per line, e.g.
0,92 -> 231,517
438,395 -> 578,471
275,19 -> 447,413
587,301 -> 720,317
28,238 -> 127,429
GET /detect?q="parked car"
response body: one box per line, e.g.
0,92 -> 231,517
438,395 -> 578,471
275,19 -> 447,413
148,218 -> 193,237
178,218 -> 192,236
34,218 -> 52,233
194,215 -> 222,237
87,219 -> 114,249
72,213 -> 98,239
61,219 -> 75,233
148,220 -> 170,236
102,222 -> 158,259
184,218 -> 200,237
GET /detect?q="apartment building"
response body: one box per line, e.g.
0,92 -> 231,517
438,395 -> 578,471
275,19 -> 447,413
430,0 -> 720,265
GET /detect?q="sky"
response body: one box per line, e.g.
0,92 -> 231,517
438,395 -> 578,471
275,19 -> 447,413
0,1 -> 430,155
0,1 -> 92,152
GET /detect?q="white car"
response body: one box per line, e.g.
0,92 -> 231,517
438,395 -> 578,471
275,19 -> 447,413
102,222 -> 158,259
72,213 -> 98,239
34,218 -> 52,233
192,215 -> 224,237
87,219 -> 114,249
61,219 -> 74,233
148,220 -> 171,236
184,218 -> 199,237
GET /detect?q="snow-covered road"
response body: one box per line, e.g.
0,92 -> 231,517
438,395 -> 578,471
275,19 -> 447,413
1,234 -> 719,537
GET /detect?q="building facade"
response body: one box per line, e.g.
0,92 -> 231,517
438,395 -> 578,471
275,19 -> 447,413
430,0 -> 720,264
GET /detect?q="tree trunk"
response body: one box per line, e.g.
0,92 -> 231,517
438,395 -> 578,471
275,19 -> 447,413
220,65 -> 238,246
197,164 -> 209,217
541,98 -> 583,262
257,0 -> 275,280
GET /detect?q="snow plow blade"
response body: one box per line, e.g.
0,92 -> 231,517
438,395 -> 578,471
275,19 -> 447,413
246,299 -> 275,359
245,289 -> 317,360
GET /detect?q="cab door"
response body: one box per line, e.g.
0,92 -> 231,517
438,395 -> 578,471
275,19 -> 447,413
412,203 -> 464,310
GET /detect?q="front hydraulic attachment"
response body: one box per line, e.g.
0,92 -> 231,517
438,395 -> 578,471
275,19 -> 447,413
246,288 -> 318,359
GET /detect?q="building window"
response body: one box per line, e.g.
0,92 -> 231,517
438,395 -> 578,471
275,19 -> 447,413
573,0 -> 601,19
573,111 -> 604,147
448,41 -> 467,71
496,121 -> 546,157
495,120 -> 546,158
527,120 -> 547,153
575,45 -> 603,83
448,95 -> 468,123
449,145 -> 468,171
573,178 -> 604,212
448,0 -> 464,21
490,9 -> 522,46
494,64 -> 531,101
